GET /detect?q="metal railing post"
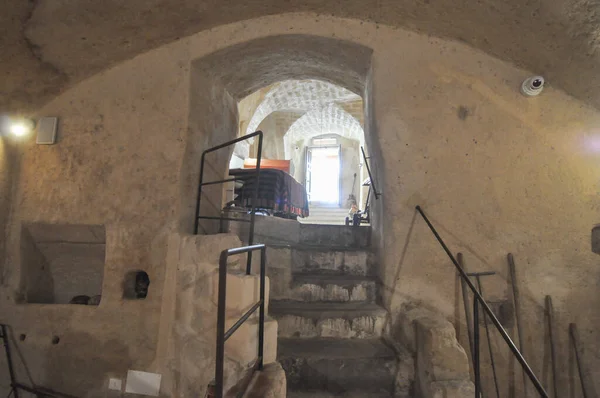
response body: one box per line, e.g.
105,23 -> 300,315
361,147 -> 380,199
258,246 -> 266,370
246,132 -> 263,274
473,299 -> 481,398
194,151 -> 208,234
215,250 -> 228,398
213,244 -> 267,398
1,325 -> 19,398
458,253 -> 474,363
194,131 -> 264,238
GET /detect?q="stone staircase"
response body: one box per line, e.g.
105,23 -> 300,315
298,206 -> 353,225
227,216 -> 477,397
263,223 -> 400,397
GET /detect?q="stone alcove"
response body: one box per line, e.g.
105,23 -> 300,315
20,223 -> 106,304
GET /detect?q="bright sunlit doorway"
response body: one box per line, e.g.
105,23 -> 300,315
305,144 -> 341,206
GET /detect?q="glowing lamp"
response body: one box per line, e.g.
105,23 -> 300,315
9,119 -> 35,137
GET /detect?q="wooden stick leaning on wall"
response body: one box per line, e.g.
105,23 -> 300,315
570,323 -> 599,398
469,271 -> 501,398
458,253 -> 474,365
507,253 -> 528,397
545,296 -> 559,398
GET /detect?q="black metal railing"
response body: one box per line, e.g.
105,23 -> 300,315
361,146 -> 380,200
194,131 -> 263,273
213,244 -> 266,398
415,206 -> 549,397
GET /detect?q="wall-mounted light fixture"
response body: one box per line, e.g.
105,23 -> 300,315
8,118 -> 35,138
1,116 -> 58,144
1,117 -> 35,138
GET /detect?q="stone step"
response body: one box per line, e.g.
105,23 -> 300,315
298,207 -> 351,226
287,392 -> 391,398
279,338 -> 397,395
270,301 -> 387,338
298,218 -> 347,226
244,215 -> 371,248
291,247 -> 375,276
299,224 -> 370,248
288,273 -> 377,303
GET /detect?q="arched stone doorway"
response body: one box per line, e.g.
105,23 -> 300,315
180,34 -> 378,234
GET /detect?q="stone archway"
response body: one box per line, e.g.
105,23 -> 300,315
283,102 -> 364,160
180,34 -> 375,234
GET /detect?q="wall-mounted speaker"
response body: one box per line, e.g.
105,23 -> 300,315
36,117 -> 58,145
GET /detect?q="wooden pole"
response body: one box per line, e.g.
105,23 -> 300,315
570,323 -> 598,398
458,253 -> 474,363
508,253 -> 528,397
545,296 -> 559,398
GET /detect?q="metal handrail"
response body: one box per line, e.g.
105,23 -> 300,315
194,131 -> 263,273
361,146 -> 380,199
214,244 -> 266,398
415,206 -> 549,397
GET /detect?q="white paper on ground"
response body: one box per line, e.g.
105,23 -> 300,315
125,370 -> 161,396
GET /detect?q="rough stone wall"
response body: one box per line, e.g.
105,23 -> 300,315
1,13 -> 600,398
249,111 -> 302,160
290,135 -> 310,185
20,227 -> 54,304
395,305 -> 474,398
182,63 -> 238,234
5,0 -> 600,114
250,113 -> 282,160
340,100 -> 365,126
0,37 -> 190,396
339,136 -> 361,207
371,30 -> 600,395
155,232 -> 277,397
159,233 -> 239,395
38,242 -> 105,304
0,139 -> 18,284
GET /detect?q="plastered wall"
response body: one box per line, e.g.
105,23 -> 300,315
0,138 -> 17,284
0,39 -> 190,396
1,12 -> 599,397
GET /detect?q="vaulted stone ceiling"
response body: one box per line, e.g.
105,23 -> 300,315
246,80 -> 361,135
283,103 -> 365,159
2,0 -> 600,113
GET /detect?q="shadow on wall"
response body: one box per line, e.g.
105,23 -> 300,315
42,332 -> 133,397
1,327 -> 132,397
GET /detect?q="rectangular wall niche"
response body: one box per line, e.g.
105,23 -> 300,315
21,223 -> 106,304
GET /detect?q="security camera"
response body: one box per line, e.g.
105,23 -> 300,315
521,76 -> 545,97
